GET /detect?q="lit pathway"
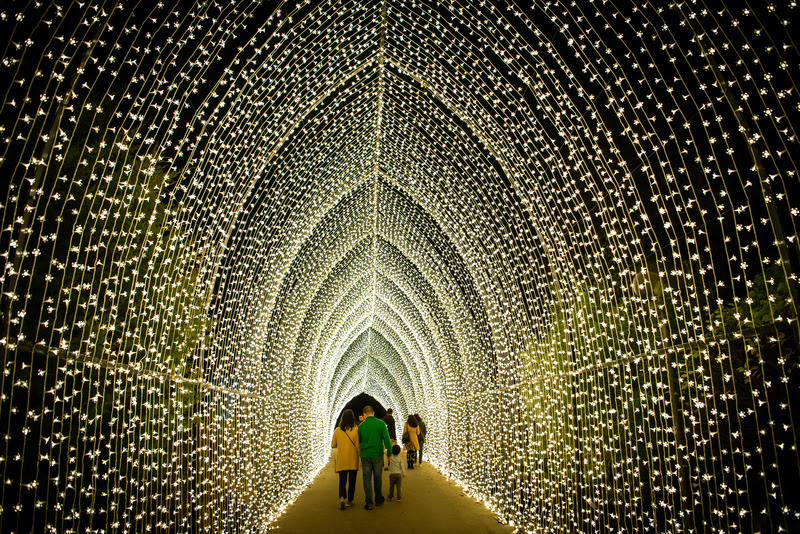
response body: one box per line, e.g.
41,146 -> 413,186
270,458 -> 516,534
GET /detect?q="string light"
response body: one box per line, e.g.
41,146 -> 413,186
0,1 -> 798,533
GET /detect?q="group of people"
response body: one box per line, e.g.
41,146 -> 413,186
330,406 -> 427,510
382,409 -> 426,468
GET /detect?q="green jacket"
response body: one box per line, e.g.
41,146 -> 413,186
357,416 -> 392,458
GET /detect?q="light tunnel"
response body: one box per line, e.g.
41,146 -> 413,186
0,0 -> 799,532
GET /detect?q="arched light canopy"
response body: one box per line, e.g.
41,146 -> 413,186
0,1 -> 798,532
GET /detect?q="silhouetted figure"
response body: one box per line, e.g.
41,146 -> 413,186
382,408 -> 397,442
414,413 -> 427,464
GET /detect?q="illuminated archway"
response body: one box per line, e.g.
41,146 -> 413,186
0,1 -> 798,532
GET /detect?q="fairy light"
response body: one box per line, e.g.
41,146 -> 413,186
0,0 -> 798,533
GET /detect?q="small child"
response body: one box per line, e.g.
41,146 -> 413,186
387,444 -> 407,501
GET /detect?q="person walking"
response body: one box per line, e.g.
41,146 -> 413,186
402,414 -> 420,469
382,408 -> 397,444
382,408 -> 397,471
357,405 -> 392,510
331,409 -> 359,510
414,413 -> 427,464
386,444 -> 406,501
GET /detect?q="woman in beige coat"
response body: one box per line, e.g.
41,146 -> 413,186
331,409 -> 360,509
402,415 -> 420,469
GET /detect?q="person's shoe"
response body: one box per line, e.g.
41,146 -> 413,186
375,497 -> 384,506
387,496 -> 393,500
364,505 -> 373,510
340,497 -> 346,510
396,498 -> 401,502
346,501 -> 354,507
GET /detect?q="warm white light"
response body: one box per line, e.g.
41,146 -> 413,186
0,1 -> 797,533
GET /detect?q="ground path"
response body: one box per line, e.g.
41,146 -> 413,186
270,458 -> 516,533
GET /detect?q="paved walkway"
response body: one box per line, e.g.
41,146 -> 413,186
270,458 -> 515,534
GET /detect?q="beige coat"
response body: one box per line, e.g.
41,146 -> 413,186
332,426 -> 360,472
403,423 -> 420,451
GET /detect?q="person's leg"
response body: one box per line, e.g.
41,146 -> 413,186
418,439 -> 423,464
372,457 -> 384,505
347,470 -> 357,503
396,475 -> 402,501
407,450 -> 414,468
338,471 -> 347,499
387,474 -> 395,499
362,458 -> 374,507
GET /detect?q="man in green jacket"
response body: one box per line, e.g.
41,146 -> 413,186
357,406 -> 392,510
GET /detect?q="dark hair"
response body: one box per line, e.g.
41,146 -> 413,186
363,405 -> 374,415
407,415 -> 418,428
413,413 -> 422,423
392,444 -> 401,455
387,408 -> 393,414
339,409 -> 356,431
